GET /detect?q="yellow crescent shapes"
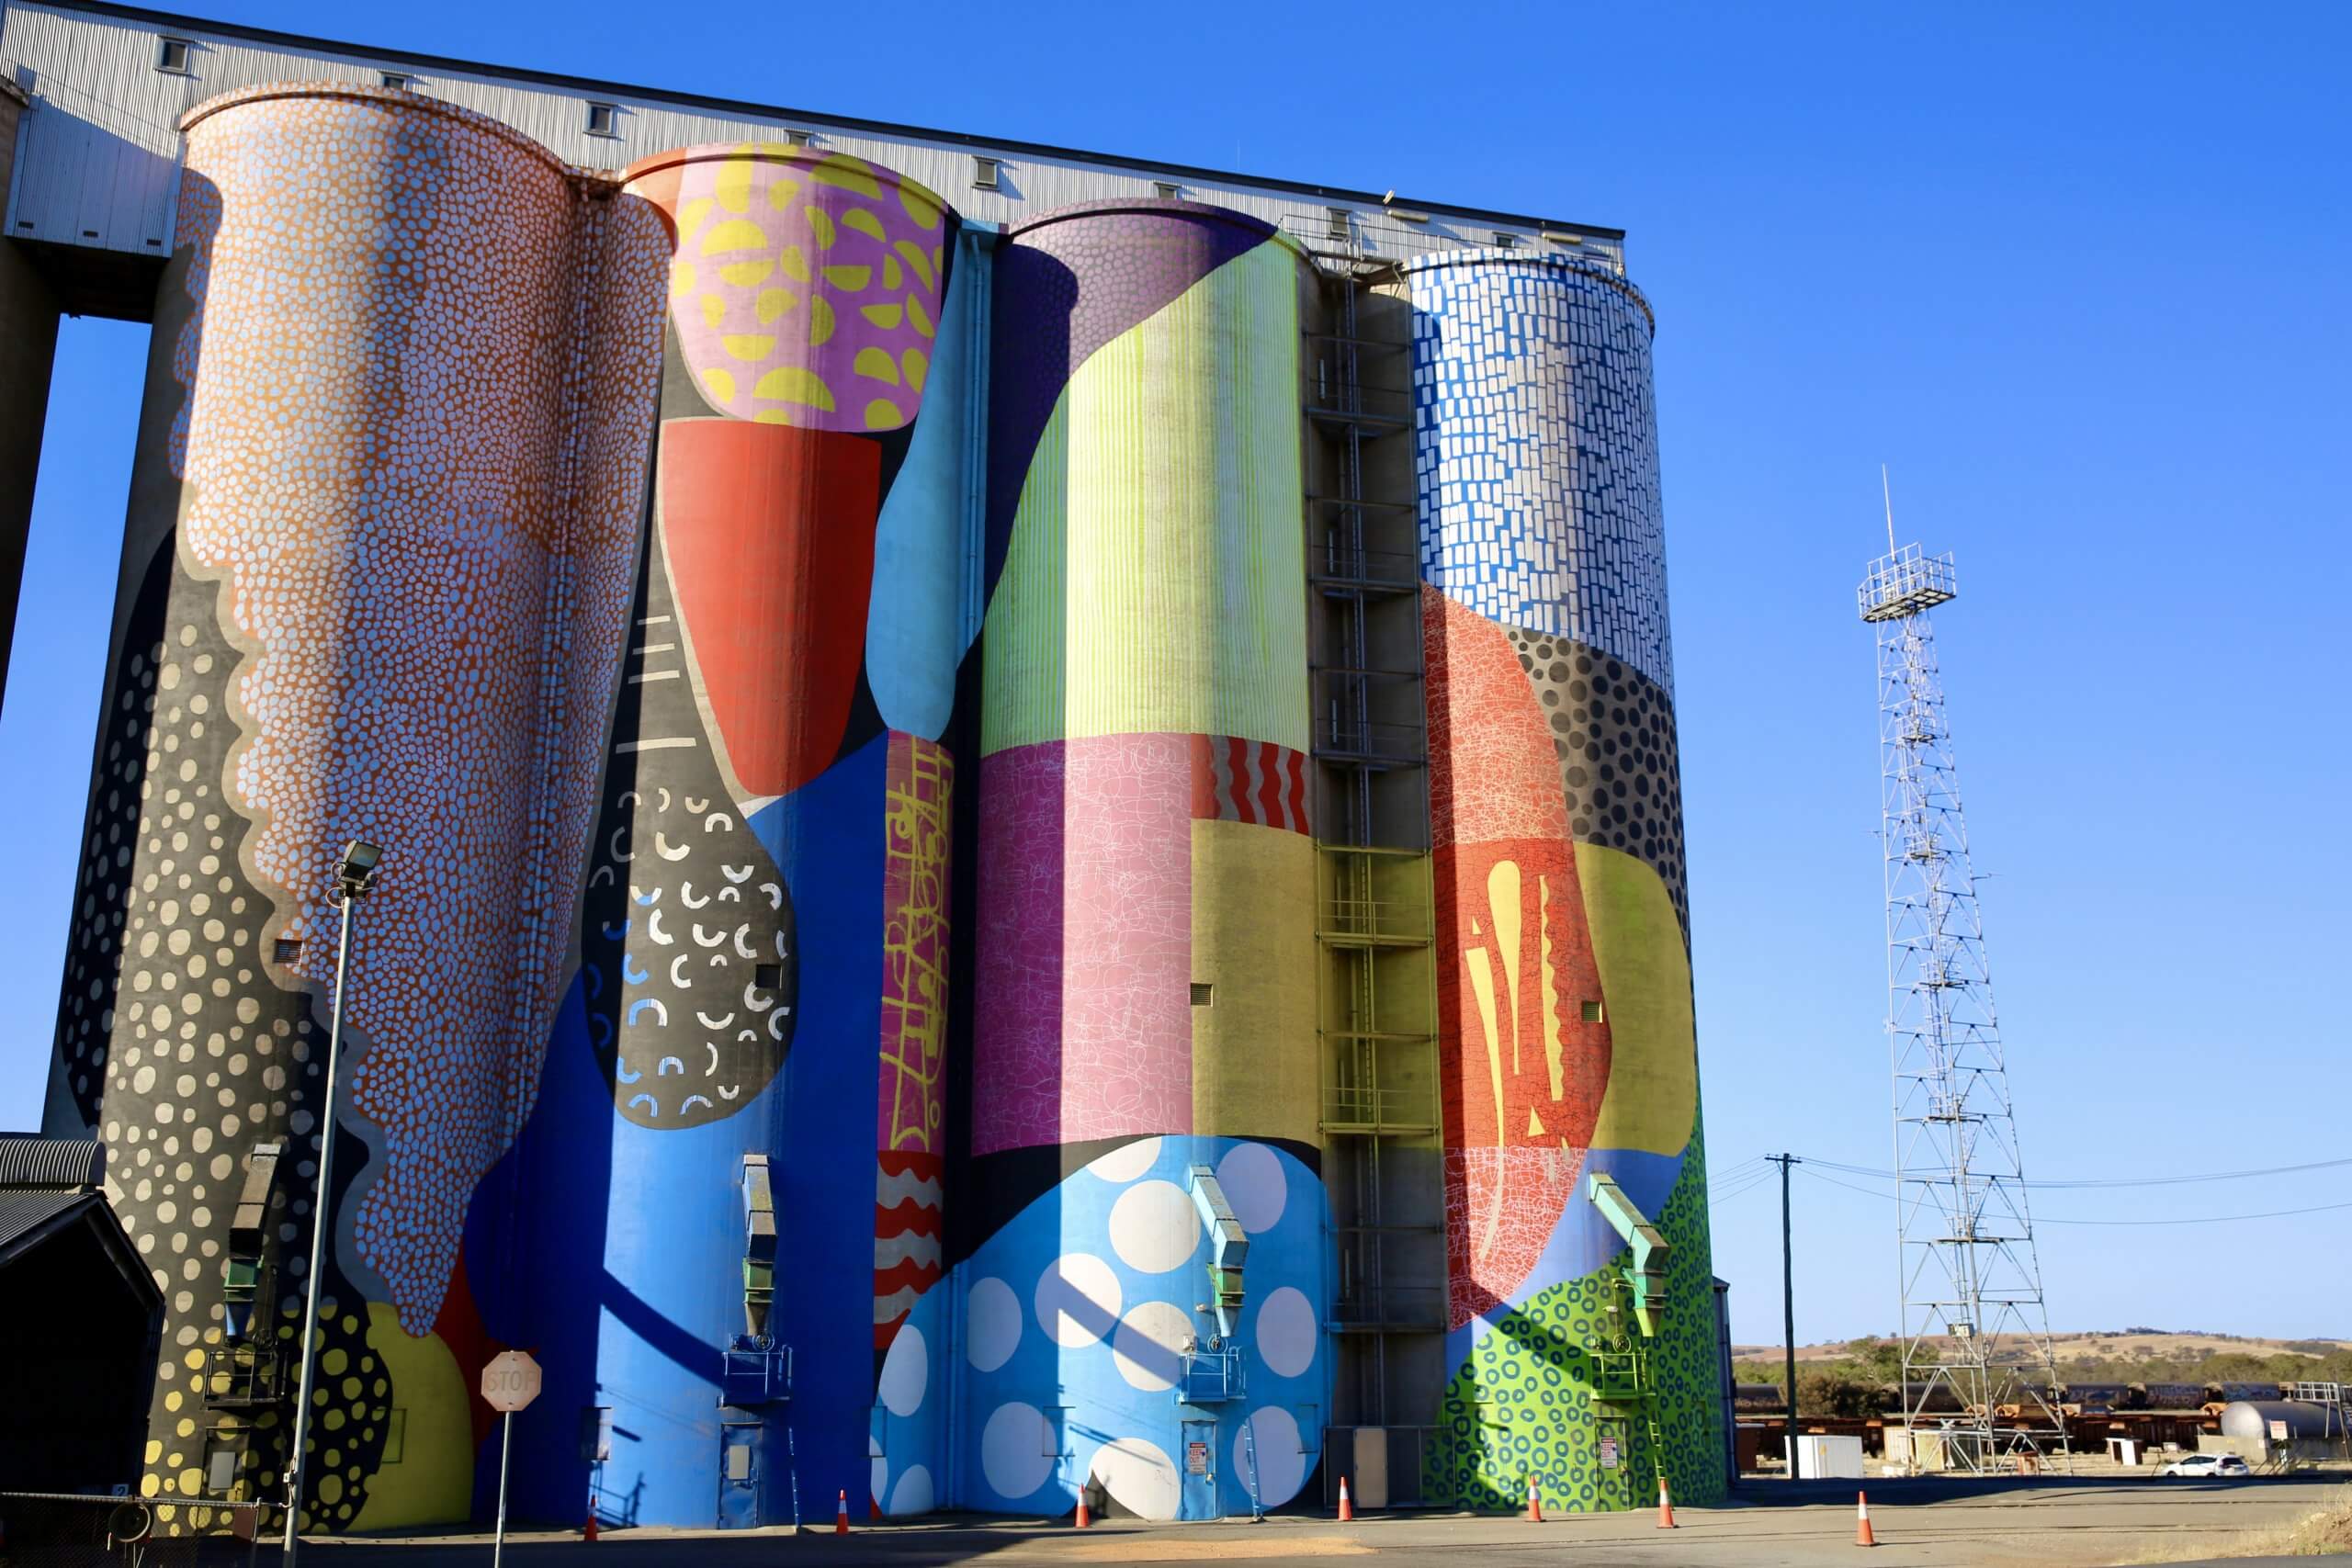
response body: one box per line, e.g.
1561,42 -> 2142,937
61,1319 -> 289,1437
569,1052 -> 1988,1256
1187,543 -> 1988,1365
721,334 -> 775,361
823,264 -> 872,291
865,398 -> 902,430
755,288 -> 797,324
781,244 -> 811,284
765,175 -> 801,209
812,153 -> 882,197
854,346 -> 900,385
907,292 -> 935,339
807,207 -> 836,251
899,182 -> 943,231
901,346 -> 928,393
698,293 -> 724,330
699,218 -> 767,255
753,366 -> 835,411
718,260 -> 773,288
895,240 -> 936,290
860,303 -> 903,330
669,259 -> 695,298
676,197 -> 713,244
809,294 -> 835,346
700,367 -> 736,406
883,254 -> 903,290
714,156 -> 754,214
842,207 -> 889,244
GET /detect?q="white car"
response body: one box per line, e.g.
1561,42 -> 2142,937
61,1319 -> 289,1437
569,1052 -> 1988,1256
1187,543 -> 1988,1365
2157,1453 -> 2250,1478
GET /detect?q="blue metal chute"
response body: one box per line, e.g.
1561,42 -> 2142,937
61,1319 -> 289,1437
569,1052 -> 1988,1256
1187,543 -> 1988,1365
1586,1173 -> 1669,1337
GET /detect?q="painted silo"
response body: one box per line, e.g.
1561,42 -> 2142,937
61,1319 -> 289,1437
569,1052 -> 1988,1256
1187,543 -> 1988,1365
469,142 -> 981,1529
1404,251 -> 1721,1510
891,199 -> 1329,1521
41,84 -> 672,1532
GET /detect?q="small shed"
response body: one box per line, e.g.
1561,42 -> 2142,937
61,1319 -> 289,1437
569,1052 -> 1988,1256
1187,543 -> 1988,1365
0,1133 -> 164,1492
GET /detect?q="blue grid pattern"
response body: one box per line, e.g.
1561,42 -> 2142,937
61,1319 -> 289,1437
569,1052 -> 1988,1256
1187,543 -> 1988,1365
1407,253 -> 1675,695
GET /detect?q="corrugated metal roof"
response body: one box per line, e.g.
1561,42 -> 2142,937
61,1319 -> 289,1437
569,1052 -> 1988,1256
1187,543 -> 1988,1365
0,1188 -> 94,1260
0,1134 -> 104,1189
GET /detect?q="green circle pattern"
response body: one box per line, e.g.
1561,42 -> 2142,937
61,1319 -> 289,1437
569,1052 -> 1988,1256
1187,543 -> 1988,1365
1425,1116 -> 1725,1512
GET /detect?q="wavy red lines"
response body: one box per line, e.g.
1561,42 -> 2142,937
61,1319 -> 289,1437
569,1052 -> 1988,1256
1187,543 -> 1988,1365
1188,734 -> 1309,833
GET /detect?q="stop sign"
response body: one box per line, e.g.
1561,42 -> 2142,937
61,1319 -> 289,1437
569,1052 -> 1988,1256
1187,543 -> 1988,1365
481,1350 -> 541,1414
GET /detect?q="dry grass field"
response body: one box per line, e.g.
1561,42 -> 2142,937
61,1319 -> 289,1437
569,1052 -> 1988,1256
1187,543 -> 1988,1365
1730,1331 -> 2352,1366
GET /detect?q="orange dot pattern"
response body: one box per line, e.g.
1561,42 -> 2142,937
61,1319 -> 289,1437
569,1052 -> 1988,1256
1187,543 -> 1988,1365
171,84 -> 672,1330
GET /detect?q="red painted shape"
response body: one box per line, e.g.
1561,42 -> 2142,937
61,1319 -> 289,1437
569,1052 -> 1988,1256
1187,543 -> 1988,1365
659,418 -> 881,797
432,1250 -> 509,1450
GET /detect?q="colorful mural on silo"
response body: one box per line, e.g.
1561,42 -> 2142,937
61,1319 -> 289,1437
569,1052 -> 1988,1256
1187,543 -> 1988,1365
1405,251 -> 1722,1512
873,199 -> 1329,1523
459,141 -> 974,1531
41,84 -> 673,1531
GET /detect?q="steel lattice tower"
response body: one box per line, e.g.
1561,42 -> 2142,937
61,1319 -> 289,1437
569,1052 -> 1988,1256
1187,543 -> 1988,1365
1858,535 -> 2068,1472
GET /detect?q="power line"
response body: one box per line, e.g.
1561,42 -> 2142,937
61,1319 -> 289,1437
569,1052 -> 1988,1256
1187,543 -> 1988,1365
1797,1152 -> 2352,1190
1793,1165 -> 2352,1227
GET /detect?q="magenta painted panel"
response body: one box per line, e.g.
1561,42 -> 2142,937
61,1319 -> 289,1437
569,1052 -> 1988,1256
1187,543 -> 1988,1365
971,733 -> 1194,1156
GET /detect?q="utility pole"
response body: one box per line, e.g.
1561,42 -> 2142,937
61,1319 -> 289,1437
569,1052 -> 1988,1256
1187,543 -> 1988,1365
1769,1153 -> 1801,1477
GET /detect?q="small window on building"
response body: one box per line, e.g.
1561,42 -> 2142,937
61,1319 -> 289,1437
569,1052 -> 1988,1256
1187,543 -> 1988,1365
1190,983 -> 1215,1008
1580,999 -> 1604,1023
273,937 -> 303,965
782,128 -> 813,147
585,101 -> 619,138
754,962 -> 784,991
1493,231 -> 1520,249
1153,181 -> 1181,200
382,1408 -> 406,1463
380,72 -> 415,92
580,1404 -> 615,1463
204,1441 -> 241,1495
972,156 -> 1001,191
1327,207 -> 1351,240
156,36 -> 193,74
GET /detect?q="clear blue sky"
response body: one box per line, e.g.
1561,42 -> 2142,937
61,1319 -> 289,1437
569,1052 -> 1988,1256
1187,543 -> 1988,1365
4,0 -> 2346,1347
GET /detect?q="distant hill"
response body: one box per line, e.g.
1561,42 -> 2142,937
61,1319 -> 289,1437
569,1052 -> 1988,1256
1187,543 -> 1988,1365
1730,1331 -> 2352,1365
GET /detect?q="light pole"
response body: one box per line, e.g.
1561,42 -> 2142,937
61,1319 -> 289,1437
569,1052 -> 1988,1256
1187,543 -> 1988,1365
282,840 -> 380,1561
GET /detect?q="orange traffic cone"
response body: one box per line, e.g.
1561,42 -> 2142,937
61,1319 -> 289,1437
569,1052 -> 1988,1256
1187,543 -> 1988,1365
870,1494 -> 882,1521
1075,1489 -> 1092,1529
1337,1476 -> 1354,1522
1525,1475 -> 1544,1522
582,1506 -> 598,1542
1657,1475 -> 1677,1529
834,1489 -> 850,1535
1855,1490 -> 1877,1548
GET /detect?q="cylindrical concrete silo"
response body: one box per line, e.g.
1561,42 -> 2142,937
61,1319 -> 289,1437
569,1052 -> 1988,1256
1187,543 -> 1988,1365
463,142 -> 978,1530
1405,250 -> 1720,1511
920,198 -> 1328,1521
41,84 -> 672,1534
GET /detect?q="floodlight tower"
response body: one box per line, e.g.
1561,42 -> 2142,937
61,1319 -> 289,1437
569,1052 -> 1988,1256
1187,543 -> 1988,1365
1857,485 -> 2066,1473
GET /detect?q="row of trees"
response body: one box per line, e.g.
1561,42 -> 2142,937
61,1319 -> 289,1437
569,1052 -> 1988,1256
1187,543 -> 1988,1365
1731,1338 -> 2352,1417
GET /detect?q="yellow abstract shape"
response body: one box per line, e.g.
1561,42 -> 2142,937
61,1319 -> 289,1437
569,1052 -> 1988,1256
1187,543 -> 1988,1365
781,244 -> 811,283
1538,874 -> 1566,1100
676,197 -> 713,244
752,409 -> 796,425
1527,1108 -> 1545,1136
755,288 -> 797,324
714,155 -> 754,213
722,334 -> 775,361
907,291 -> 935,338
1191,820 -> 1318,1145
349,1302 -> 471,1529
979,243 -> 1307,754
699,218 -> 767,255
895,239 -> 936,289
842,207 -> 889,244
669,259 -> 696,298
1488,860 -> 1522,1074
754,366 -> 836,411
718,259 -> 774,288
699,293 -> 726,330
865,398 -> 902,429
1464,946 -> 1505,1263
701,367 -> 737,406
808,206 -> 837,251
854,346 -> 901,385
810,294 -> 835,345
902,346 -> 929,392
884,254 -> 903,290
899,182 -> 943,231
824,264 -> 872,291
765,175 -> 801,209
812,152 -> 883,197
860,302 -> 904,329
1577,841 -> 1697,1156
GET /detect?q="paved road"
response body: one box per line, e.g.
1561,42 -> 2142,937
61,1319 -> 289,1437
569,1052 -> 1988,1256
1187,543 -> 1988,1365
289,1476 -> 2346,1567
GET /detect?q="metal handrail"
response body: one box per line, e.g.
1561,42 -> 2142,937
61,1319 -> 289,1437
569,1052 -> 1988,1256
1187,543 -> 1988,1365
1321,896 -> 1432,942
1323,1084 -> 1436,1128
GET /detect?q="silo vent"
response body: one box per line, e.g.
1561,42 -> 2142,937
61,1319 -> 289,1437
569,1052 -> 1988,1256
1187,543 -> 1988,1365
972,156 -> 1001,190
